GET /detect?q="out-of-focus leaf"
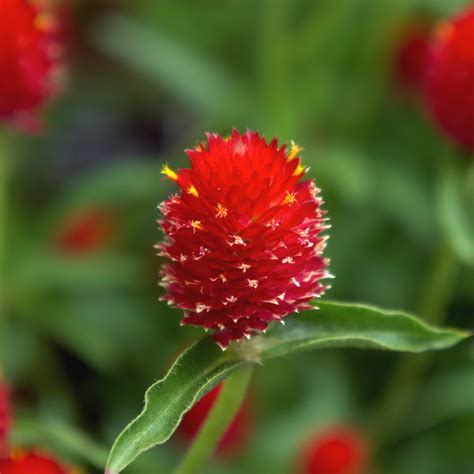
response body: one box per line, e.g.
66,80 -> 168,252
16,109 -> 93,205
40,160 -> 170,233
11,253 -> 145,292
408,366 -> 474,433
106,301 -> 467,473
438,160 -> 474,265
11,416 -> 108,469
307,144 -> 373,204
94,14 -> 242,114
17,293 -> 153,372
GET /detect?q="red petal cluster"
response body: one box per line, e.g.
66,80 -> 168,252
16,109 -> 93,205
55,209 -> 115,255
299,426 -> 368,474
0,451 -> 70,474
0,383 -> 12,454
0,0 -> 65,131
158,130 -> 330,348
424,6 -> 474,151
177,382 -> 251,455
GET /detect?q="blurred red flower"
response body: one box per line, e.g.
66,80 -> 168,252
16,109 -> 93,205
0,383 -> 12,454
55,209 -> 115,255
158,129 -> 330,349
299,426 -> 369,474
0,0 -> 66,132
177,382 -> 251,456
424,6 -> 474,152
0,451 -> 70,474
393,25 -> 431,91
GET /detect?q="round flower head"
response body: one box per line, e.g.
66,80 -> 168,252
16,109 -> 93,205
0,0 -> 65,131
299,426 -> 368,474
424,6 -> 474,152
0,451 -> 71,474
0,383 -> 12,453
177,382 -> 251,455
158,129 -> 330,349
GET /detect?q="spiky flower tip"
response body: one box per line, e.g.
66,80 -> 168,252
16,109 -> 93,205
177,382 -> 251,456
0,0 -> 66,132
0,383 -> 11,453
157,129 -> 330,349
424,6 -> 474,152
0,451 -> 73,474
299,426 -> 368,474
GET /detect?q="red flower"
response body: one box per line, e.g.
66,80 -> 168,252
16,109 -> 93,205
0,451 -> 71,474
299,426 -> 368,474
158,130 -> 330,349
393,25 -> 431,91
424,6 -> 474,151
0,383 -> 12,454
177,382 -> 251,455
0,0 -> 66,131
55,209 -> 115,255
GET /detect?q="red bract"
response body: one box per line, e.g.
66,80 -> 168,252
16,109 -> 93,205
424,6 -> 474,152
55,209 -> 115,255
158,130 -> 330,349
0,383 -> 12,454
0,451 -> 70,474
393,25 -> 431,91
0,0 -> 65,131
299,426 -> 368,474
177,382 -> 251,455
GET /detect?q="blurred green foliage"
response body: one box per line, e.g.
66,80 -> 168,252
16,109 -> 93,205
1,0 -> 473,473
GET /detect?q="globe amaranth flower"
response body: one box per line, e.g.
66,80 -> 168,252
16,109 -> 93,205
0,451 -> 74,474
158,129 -> 330,349
55,209 -> 115,255
177,382 -> 251,455
0,0 -> 66,131
424,6 -> 474,152
299,426 -> 369,474
0,383 -> 12,454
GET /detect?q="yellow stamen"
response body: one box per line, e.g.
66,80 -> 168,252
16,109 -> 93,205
282,191 -> 298,206
287,141 -> 303,162
187,185 -> 199,197
293,163 -> 305,176
161,163 -> 178,181
191,220 -> 203,232
216,203 -> 228,218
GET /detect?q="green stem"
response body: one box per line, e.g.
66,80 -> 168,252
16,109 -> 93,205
369,240 -> 457,447
173,366 -> 253,474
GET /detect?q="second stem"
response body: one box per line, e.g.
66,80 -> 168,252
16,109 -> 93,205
173,366 -> 253,474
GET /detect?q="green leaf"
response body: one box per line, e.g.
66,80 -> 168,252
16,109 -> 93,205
241,301 -> 467,360
106,301 -> 468,473
94,14 -> 242,114
107,338 -> 246,473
